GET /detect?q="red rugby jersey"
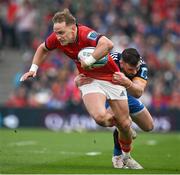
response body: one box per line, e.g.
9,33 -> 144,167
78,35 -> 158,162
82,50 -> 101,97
45,24 -> 119,82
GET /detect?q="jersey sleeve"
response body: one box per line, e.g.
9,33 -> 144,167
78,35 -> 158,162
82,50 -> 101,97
136,63 -> 148,81
79,26 -> 103,47
45,32 -> 59,50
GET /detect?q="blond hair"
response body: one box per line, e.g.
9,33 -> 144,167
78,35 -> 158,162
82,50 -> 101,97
52,8 -> 76,25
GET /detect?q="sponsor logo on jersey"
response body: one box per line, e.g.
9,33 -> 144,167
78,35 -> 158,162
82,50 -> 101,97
87,31 -> 98,40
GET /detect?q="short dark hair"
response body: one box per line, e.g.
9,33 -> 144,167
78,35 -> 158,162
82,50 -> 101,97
52,8 -> 76,25
122,48 -> 140,66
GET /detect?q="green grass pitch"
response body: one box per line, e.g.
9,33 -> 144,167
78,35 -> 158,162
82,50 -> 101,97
0,129 -> 180,174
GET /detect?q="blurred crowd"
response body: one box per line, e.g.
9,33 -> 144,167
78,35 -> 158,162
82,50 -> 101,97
0,0 -> 180,110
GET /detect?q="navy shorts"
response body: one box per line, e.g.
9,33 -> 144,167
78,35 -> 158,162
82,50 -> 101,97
106,95 -> 144,116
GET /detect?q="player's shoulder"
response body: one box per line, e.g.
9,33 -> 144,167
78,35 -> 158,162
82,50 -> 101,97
110,51 -> 121,61
78,24 -> 94,35
46,32 -> 57,39
45,32 -> 59,50
78,23 -> 100,41
139,58 -> 147,69
78,23 -> 93,31
136,58 -> 148,80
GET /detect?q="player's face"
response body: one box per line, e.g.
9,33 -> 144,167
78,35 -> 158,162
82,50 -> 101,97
53,22 -> 77,46
120,60 -> 140,77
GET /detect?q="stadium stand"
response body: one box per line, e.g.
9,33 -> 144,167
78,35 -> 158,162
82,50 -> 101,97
0,0 -> 179,110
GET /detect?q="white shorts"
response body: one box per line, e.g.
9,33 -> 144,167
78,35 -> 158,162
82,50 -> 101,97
79,79 -> 127,100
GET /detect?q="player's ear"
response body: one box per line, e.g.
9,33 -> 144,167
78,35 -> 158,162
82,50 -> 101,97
119,60 -> 123,67
72,25 -> 76,31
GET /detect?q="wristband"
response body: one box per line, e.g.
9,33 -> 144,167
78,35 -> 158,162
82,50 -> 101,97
29,64 -> 38,72
83,55 -> 96,66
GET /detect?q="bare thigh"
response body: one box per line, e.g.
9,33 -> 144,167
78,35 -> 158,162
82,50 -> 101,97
108,99 -> 130,124
82,92 -> 107,119
132,107 -> 154,131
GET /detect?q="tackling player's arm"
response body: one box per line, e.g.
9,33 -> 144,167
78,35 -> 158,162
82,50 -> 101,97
75,72 -> 147,98
112,72 -> 147,98
126,77 -> 147,98
20,42 -> 49,81
126,63 -> 148,98
74,74 -> 94,87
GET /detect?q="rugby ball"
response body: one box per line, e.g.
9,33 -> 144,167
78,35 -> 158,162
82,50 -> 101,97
78,47 -> 108,68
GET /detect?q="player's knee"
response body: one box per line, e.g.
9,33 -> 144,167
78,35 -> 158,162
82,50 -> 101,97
143,121 -> 154,132
119,118 -> 132,132
93,111 -> 107,127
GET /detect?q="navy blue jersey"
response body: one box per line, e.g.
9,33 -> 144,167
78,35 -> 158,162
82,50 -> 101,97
110,52 -> 148,81
105,51 -> 147,116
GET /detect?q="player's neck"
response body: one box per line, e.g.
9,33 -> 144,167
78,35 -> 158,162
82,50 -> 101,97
70,26 -> 78,44
73,26 -> 78,43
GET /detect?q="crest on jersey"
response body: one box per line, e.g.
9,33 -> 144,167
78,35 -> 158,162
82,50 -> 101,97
87,31 -> 98,40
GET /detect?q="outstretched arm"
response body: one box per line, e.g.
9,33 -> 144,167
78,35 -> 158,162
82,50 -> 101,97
20,42 -> 49,81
